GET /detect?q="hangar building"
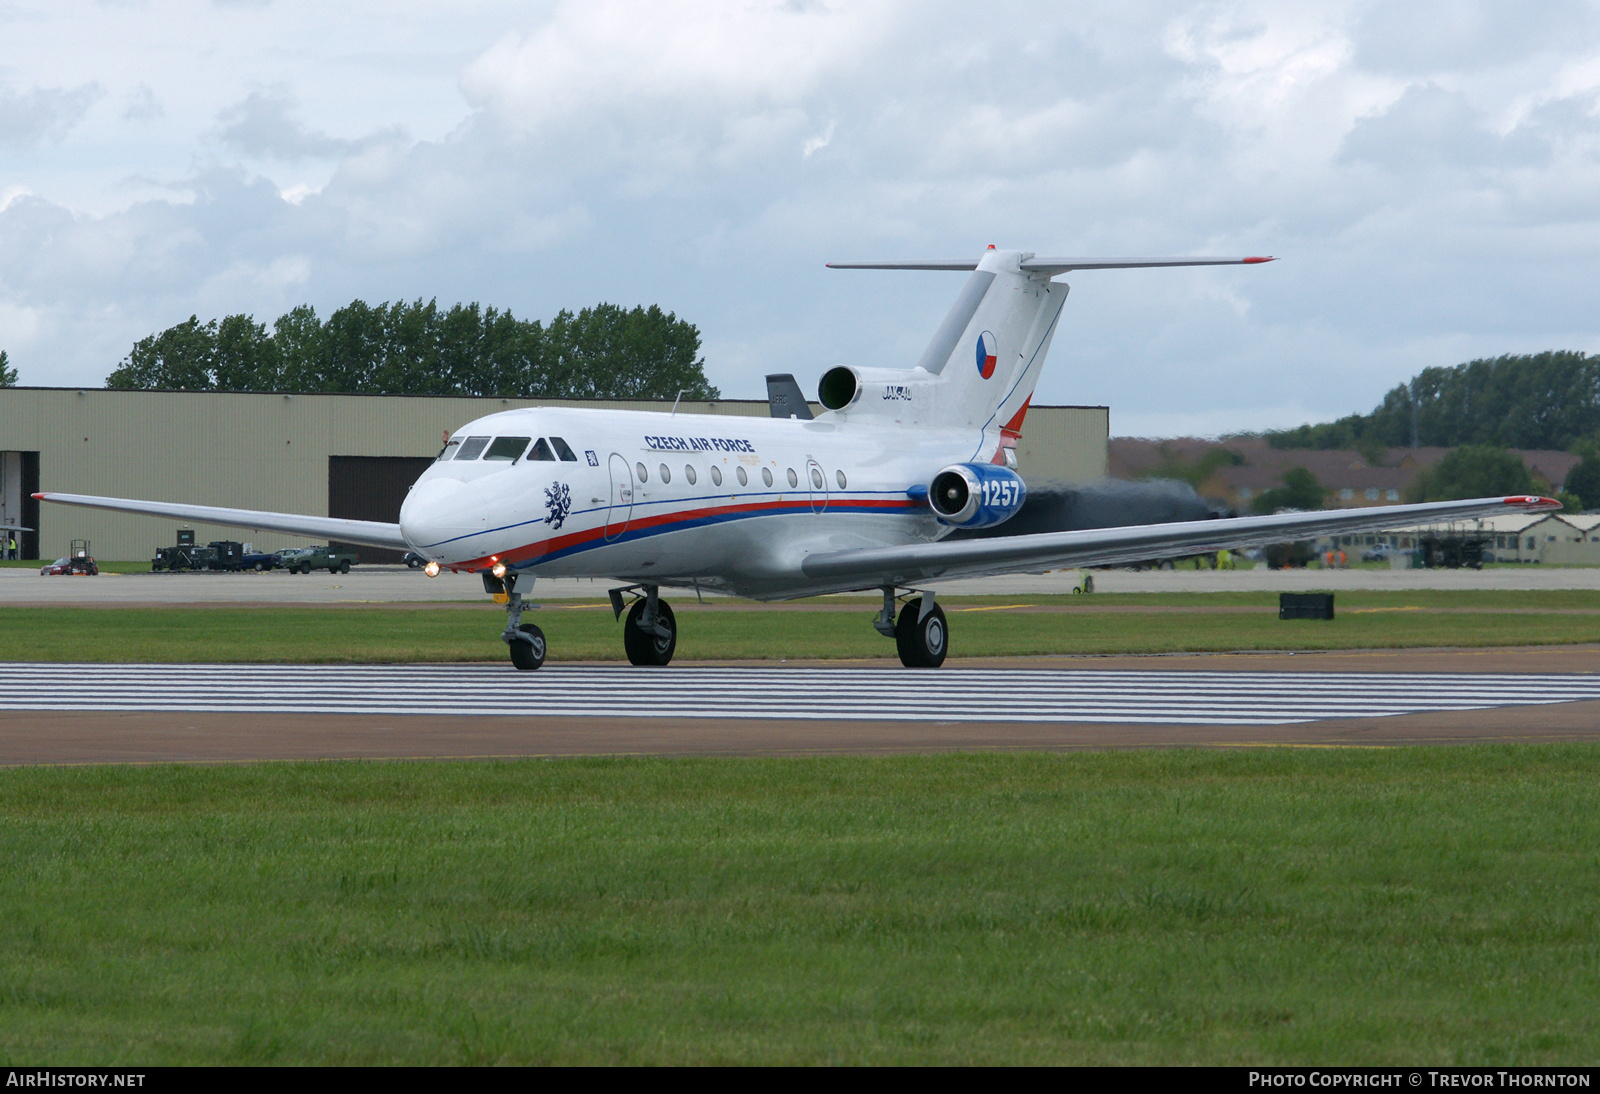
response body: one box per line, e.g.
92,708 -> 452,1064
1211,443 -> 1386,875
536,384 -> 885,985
1,388 -> 1109,562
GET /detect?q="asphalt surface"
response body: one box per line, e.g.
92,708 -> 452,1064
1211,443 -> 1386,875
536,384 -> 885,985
14,663 -> 1600,723
1,647 -> 1597,765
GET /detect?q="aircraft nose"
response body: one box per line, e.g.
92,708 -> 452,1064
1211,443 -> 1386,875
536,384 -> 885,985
399,475 -> 475,553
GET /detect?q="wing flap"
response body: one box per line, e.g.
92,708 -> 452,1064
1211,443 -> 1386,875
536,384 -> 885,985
801,496 -> 1557,586
35,492 -> 409,552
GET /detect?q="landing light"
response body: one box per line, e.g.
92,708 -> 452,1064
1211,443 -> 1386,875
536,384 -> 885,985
424,561 -> 440,577
491,561 -> 507,579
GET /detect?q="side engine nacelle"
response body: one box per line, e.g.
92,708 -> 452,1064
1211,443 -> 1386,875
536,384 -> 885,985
926,464 -> 1027,529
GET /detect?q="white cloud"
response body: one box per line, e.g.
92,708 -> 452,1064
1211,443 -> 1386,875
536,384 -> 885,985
123,84 -> 164,122
0,82 -> 103,148
801,120 -> 835,158
0,0 -> 1598,437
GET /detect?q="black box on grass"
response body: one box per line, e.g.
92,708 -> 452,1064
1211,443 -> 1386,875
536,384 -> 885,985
1279,592 -> 1335,620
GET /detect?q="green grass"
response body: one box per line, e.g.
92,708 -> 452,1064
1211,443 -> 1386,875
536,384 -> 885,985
2,748 -> 1598,1064
4,590 -> 1600,662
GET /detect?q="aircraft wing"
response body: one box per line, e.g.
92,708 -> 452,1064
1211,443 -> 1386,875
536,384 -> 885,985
33,492 -> 409,551
801,495 -> 1558,587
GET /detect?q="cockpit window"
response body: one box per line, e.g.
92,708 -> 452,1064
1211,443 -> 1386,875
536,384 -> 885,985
484,436 -> 531,461
454,436 -> 490,460
436,440 -> 460,462
549,436 -> 579,462
529,438 -> 557,461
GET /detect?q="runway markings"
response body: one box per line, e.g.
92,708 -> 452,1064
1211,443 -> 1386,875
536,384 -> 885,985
4,664 -> 1600,725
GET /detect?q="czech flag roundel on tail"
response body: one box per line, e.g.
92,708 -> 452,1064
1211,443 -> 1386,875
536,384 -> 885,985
975,331 -> 997,379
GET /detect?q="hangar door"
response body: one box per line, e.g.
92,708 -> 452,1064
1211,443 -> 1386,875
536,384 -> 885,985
327,456 -> 433,564
1,452 -> 39,560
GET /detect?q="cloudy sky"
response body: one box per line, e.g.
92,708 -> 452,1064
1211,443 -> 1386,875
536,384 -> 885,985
3,0 -> 1599,436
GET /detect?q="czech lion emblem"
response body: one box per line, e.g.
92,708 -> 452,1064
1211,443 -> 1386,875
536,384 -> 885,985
544,482 -> 572,530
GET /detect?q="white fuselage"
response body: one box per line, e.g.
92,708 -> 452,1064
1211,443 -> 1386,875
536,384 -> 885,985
398,405 -> 993,599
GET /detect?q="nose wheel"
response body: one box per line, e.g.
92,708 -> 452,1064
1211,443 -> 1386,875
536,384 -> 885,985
489,570 -> 548,670
509,623 -> 546,670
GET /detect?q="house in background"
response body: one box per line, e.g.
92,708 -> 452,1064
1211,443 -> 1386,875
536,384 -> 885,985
1108,436 -> 1582,512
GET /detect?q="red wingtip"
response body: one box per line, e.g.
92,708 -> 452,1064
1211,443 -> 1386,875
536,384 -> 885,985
1506,495 -> 1562,510
31,492 -> 45,500
1241,256 -> 1275,264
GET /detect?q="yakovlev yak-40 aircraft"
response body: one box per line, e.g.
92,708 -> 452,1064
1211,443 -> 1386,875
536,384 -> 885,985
40,247 -> 1558,669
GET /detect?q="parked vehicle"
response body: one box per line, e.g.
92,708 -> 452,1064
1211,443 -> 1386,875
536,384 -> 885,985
201,540 -> 246,571
152,545 -> 198,571
402,551 -> 426,569
241,550 -> 277,571
1361,543 -> 1395,562
41,554 -> 99,576
45,541 -> 99,575
280,545 -> 358,574
1263,541 -> 1315,569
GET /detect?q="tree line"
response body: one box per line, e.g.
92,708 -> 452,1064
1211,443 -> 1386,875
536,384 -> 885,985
104,299 -> 720,400
1245,445 -> 1594,514
1265,351 -> 1600,453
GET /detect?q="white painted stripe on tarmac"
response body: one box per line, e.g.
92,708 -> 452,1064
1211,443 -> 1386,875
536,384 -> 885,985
2,663 -> 1599,725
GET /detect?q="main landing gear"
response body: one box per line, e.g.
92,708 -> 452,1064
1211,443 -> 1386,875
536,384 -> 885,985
489,574 -> 946,670
609,585 -> 677,666
484,571 -> 680,669
873,586 -> 948,668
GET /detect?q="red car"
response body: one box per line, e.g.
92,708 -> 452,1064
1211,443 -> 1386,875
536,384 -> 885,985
40,555 -> 99,576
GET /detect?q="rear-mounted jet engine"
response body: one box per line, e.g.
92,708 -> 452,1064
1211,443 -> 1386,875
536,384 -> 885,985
926,464 -> 1027,529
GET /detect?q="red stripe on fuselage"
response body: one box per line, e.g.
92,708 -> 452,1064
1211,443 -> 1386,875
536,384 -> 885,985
448,496 -> 918,572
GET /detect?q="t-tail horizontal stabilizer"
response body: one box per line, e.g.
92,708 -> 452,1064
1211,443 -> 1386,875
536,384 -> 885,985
826,256 -> 1275,273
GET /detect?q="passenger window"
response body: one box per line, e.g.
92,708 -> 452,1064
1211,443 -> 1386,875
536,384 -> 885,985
659,464 -> 671,484
836,470 -> 847,489
762,467 -> 773,487
711,466 -> 723,487
685,465 -> 697,485
810,467 -> 824,489
437,440 -> 460,462
737,467 -> 748,487
787,468 -> 799,488
454,436 -> 490,460
485,436 -> 531,461
550,436 -> 578,462
529,438 -> 557,461
637,462 -> 648,482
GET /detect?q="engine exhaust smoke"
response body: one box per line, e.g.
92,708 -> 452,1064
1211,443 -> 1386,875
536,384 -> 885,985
945,478 -> 1231,539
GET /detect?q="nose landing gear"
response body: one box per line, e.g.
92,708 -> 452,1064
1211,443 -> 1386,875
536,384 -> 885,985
489,570 -> 546,670
609,585 -> 677,666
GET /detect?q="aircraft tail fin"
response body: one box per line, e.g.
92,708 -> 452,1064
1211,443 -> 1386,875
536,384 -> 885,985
826,249 -> 1271,462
